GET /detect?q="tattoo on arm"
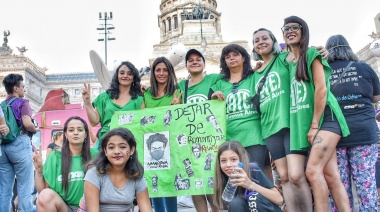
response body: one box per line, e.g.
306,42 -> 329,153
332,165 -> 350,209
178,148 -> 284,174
313,136 -> 323,145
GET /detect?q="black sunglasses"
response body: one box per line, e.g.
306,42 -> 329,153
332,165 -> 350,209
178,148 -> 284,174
232,82 -> 239,94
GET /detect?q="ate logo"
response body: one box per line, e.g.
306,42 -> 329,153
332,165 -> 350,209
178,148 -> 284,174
226,89 -> 252,113
186,94 -> 208,103
256,72 -> 281,101
290,77 -> 307,108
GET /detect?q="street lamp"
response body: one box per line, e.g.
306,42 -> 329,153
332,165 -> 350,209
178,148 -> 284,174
97,12 -> 115,65
195,2 -> 207,52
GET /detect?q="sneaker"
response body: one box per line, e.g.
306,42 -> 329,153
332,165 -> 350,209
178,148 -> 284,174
177,196 -> 194,208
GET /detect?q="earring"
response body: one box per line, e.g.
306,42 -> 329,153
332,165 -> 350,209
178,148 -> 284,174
130,154 -> 133,159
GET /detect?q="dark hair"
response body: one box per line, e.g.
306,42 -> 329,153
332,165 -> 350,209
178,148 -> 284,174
283,16 -> 310,81
3,74 -> 23,94
146,133 -> 168,150
214,141 -> 251,208
61,116 -> 92,193
325,34 -> 359,63
91,128 -> 144,179
220,44 -> 253,81
107,61 -> 142,99
150,57 -> 178,97
252,28 -> 281,61
177,133 -> 186,141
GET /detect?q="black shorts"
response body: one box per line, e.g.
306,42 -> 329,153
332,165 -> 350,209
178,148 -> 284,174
320,106 -> 342,136
265,128 -> 307,160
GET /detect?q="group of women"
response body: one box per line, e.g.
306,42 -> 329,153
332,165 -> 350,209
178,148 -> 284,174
30,15 -> 380,212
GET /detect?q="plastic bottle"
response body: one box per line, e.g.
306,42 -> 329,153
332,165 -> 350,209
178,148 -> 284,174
222,162 -> 244,202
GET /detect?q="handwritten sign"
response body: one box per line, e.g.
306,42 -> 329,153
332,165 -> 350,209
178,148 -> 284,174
110,100 -> 226,197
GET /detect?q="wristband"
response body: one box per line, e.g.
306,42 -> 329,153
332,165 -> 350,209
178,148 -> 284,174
247,182 -> 256,191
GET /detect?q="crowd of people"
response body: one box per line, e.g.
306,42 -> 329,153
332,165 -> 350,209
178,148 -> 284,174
1,15 -> 380,212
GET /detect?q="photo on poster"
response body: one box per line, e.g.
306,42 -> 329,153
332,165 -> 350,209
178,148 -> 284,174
152,174 -> 158,192
140,116 -> 156,126
174,173 -> 190,190
192,143 -> 202,159
206,114 -> 223,134
144,131 -> 171,170
163,109 -> 172,126
176,133 -> 187,146
204,153 -> 214,171
195,179 -> 203,189
118,113 -> 134,125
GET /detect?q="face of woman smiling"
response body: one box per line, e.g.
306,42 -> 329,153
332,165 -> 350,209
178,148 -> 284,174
104,135 -> 135,167
219,149 -> 240,176
118,65 -> 134,87
154,62 -> 169,86
254,30 -> 274,57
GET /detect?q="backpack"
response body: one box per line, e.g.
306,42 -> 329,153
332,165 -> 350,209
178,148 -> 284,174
1,97 -> 22,144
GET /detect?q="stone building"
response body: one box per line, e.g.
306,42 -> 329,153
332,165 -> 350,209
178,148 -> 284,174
0,4 -> 379,114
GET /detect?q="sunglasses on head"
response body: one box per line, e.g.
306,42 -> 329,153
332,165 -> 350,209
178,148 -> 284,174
232,82 -> 239,94
281,24 -> 302,33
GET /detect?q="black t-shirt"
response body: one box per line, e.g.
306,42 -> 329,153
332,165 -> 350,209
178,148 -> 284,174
329,60 -> 380,147
47,142 -> 59,150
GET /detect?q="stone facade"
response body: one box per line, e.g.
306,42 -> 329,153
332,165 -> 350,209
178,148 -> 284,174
0,6 -> 378,114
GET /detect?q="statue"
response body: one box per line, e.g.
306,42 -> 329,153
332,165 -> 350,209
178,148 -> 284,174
3,30 -> 10,47
369,32 -> 380,40
192,7 -> 199,20
17,46 -> 28,55
183,9 -> 189,20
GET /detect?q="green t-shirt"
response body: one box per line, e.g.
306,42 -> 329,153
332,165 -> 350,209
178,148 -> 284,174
289,48 -> 350,151
253,53 -> 290,139
178,74 -> 222,103
143,88 -> 180,108
43,148 -> 98,207
93,92 -> 144,148
211,74 -> 264,147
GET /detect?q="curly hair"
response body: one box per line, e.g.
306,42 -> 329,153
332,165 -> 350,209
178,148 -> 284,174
146,133 -> 168,150
107,61 -> 142,99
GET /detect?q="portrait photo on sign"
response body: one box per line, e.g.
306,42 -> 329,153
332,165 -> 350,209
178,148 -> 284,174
176,133 -> 187,146
195,179 -> 203,189
206,114 -> 223,134
144,131 -> 171,170
174,173 -> 190,190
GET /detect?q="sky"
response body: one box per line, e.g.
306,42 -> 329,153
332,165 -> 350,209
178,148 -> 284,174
0,0 -> 379,74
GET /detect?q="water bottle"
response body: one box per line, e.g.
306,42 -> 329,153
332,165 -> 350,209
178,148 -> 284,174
222,162 -> 243,202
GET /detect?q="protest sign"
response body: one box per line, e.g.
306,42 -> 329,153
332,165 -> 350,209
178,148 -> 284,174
110,100 -> 226,197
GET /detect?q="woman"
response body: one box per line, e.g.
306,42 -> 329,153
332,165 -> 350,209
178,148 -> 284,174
282,16 -> 350,212
177,49 -> 221,212
213,141 -> 283,212
32,116 -> 98,211
83,61 -> 144,150
252,28 -> 312,211
144,56 -> 181,212
46,131 -> 63,158
326,34 -> 380,211
211,44 -> 268,169
81,128 -> 152,212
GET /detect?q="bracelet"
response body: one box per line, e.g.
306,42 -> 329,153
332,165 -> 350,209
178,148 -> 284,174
247,182 -> 256,191
310,125 -> 319,129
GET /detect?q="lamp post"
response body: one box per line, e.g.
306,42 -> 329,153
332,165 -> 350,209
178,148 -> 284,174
195,2 -> 207,52
97,12 -> 115,65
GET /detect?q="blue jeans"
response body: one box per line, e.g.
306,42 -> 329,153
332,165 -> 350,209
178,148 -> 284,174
0,135 -> 34,212
151,197 -> 177,212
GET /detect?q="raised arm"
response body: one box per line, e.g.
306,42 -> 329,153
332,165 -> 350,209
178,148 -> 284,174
82,83 -> 100,126
32,146 -> 49,193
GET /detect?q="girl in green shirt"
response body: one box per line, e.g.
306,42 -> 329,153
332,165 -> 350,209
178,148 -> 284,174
283,16 -> 350,212
82,61 -> 144,150
33,116 -> 97,211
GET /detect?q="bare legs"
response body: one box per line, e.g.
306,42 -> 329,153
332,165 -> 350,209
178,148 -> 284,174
192,195 -> 217,212
287,154 -> 313,212
306,130 -> 350,212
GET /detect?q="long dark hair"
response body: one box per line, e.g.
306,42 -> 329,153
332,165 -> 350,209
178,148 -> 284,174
283,16 -> 310,81
90,128 -> 144,179
150,57 -> 178,97
61,116 -> 92,193
107,61 -> 142,99
220,44 -> 253,81
325,34 -> 359,63
214,141 -> 251,209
